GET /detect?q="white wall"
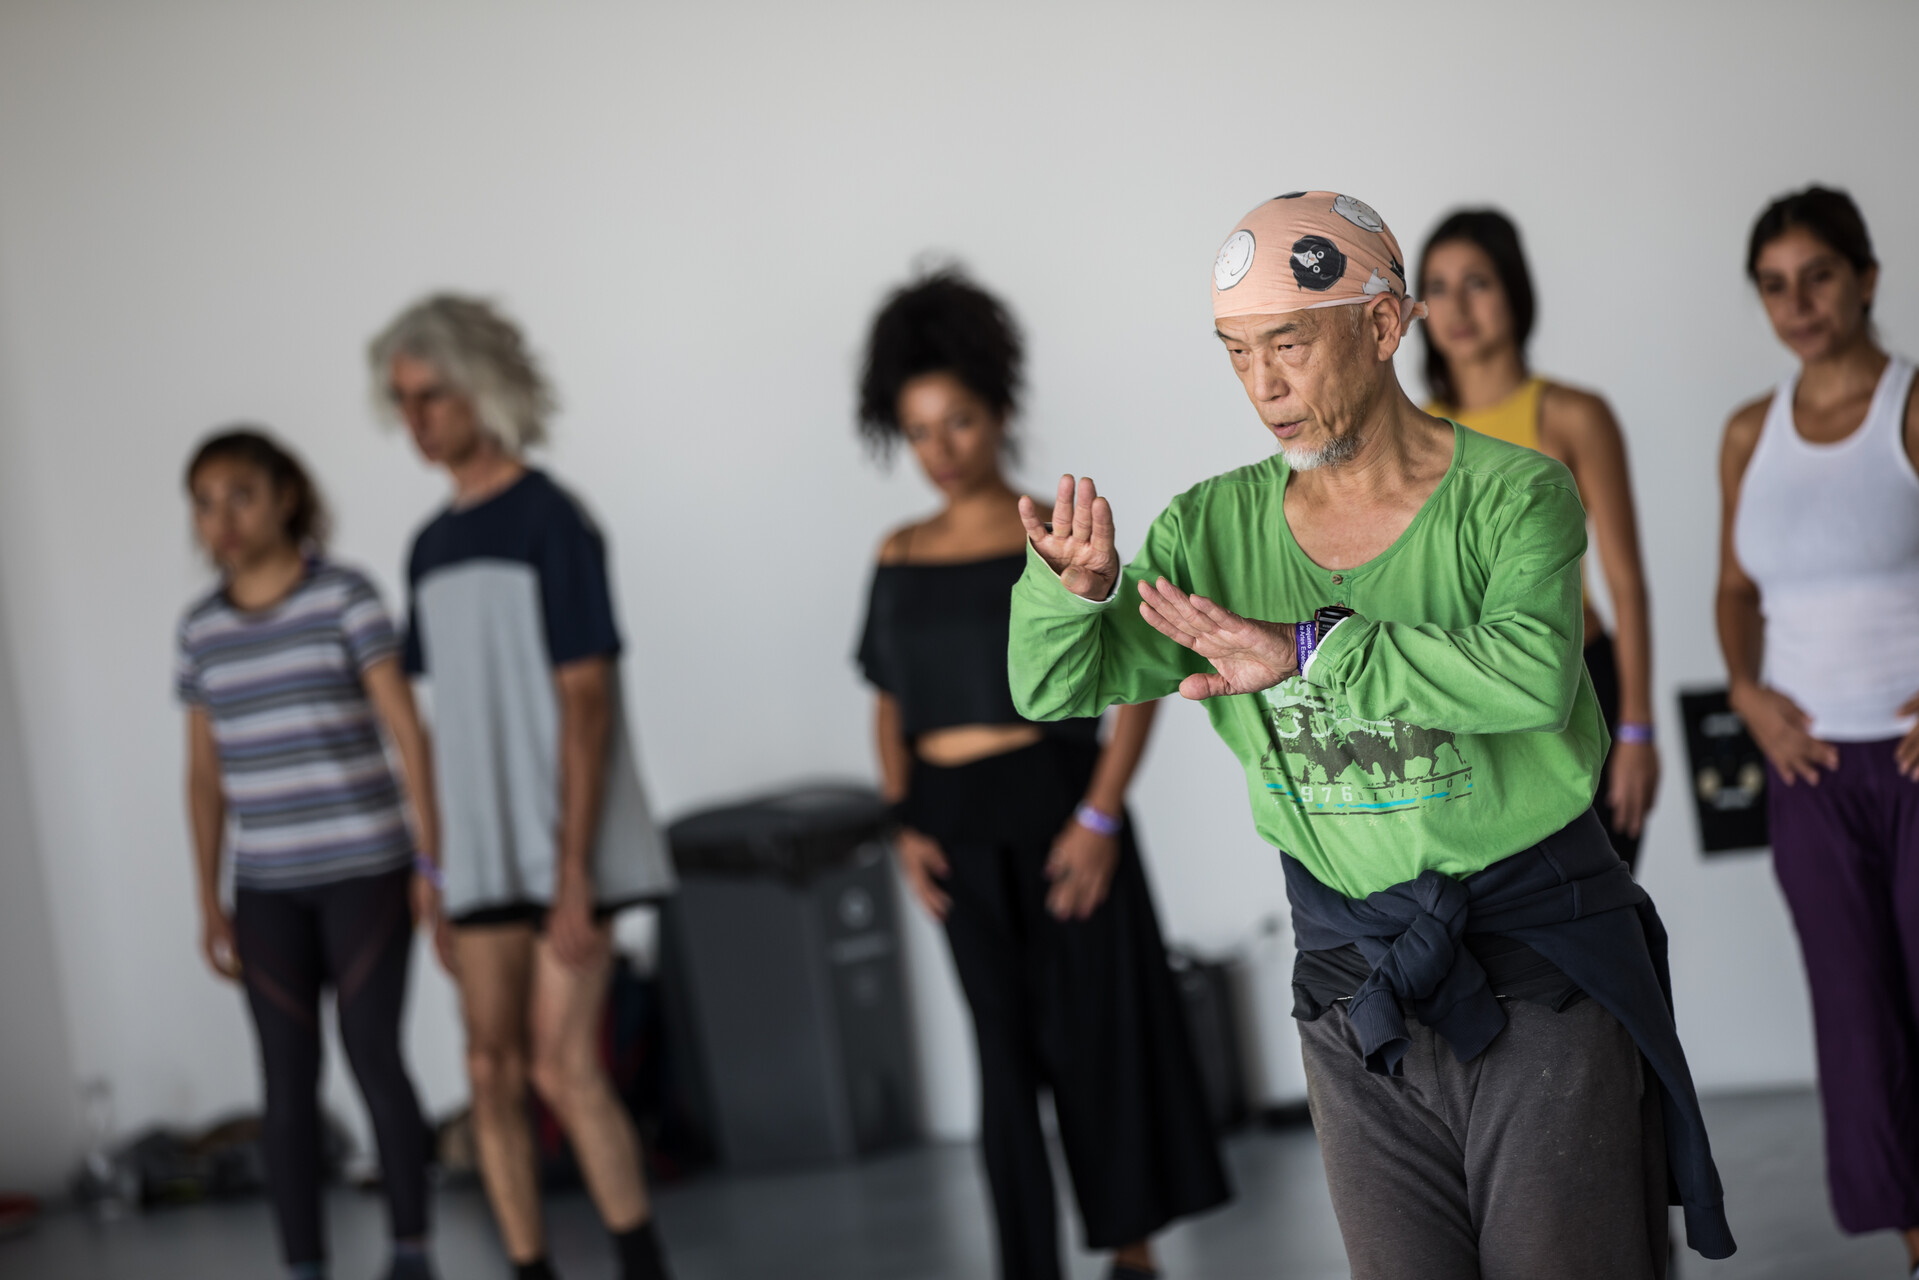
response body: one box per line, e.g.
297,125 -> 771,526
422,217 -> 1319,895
2,0 -> 1915,1167
0,559 -> 82,1194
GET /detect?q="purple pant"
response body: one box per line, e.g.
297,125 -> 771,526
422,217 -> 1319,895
1770,737 -> 1919,1233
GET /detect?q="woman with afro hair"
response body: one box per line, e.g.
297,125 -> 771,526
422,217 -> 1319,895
853,269 -> 1230,1280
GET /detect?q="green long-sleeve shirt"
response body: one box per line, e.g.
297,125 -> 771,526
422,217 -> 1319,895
1009,424 -> 1608,898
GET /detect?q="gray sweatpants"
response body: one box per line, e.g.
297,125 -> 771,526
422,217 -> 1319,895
1299,998 -> 1669,1280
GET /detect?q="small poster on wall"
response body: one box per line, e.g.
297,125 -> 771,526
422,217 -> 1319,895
1678,688 -> 1769,854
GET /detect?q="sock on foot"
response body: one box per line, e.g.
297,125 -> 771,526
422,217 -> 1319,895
514,1259 -> 558,1280
615,1219 -> 671,1280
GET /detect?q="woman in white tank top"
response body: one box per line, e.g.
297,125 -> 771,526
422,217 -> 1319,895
1717,186 -> 1919,1264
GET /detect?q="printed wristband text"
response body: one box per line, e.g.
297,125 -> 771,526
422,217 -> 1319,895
1295,620 -> 1318,676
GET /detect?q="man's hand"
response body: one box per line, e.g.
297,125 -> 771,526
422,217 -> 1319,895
1018,475 -> 1121,602
1137,577 -> 1298,699
1045,817 -> 1118,920
895,828 -> 952,920
1730,681 -> 1837,786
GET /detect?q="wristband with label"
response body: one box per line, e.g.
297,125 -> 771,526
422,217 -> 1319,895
1296,605 -> 1356,675
1615,722 -> 1654,745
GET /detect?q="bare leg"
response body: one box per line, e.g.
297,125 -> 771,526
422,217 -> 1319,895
1904,1226 -> 1919,1267
527,925 -> 651,1232
454,925 -> 545,1263
1113,1240 -> 1156,1271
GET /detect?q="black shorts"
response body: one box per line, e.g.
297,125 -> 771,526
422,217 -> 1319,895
450,897 -> 650,931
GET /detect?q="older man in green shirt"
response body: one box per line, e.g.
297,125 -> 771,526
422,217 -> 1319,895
1008,193 -> 1730,1278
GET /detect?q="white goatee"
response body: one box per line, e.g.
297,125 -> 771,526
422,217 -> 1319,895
1280,427 -> 1364,472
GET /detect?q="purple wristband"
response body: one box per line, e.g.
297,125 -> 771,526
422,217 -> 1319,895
1074,803 -> 1122,837
1615,722 -> 1654,745
1295,621 -> 1317,676
413,855 -> 443,890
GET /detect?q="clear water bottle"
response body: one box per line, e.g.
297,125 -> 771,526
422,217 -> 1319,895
77,1079 -> 135,1219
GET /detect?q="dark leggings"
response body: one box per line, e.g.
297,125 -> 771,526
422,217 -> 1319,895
235,868 -> 430,1267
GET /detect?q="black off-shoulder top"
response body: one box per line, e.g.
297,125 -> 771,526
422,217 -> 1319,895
856,553 -> 1101,744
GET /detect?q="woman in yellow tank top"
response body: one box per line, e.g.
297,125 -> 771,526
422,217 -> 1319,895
1417,209 -> 1660,871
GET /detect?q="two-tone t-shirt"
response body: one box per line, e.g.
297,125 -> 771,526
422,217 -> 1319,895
175,561 -> 413,891
404,469 -> 675,917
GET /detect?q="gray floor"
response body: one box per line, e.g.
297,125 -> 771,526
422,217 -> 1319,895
1,1089 -> 1905,1279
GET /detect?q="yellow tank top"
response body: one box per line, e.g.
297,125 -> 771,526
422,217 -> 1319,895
1427,376 -> 1599,625
1424,376 -> 1547,450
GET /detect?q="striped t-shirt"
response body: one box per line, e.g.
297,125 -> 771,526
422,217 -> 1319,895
176,560 -> 414,890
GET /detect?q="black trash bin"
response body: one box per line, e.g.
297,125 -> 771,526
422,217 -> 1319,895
666,784 -> 918,1170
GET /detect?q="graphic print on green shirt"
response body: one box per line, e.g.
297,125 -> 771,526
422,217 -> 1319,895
1007,422 -> 1608,899
1260,684 -> 1472,815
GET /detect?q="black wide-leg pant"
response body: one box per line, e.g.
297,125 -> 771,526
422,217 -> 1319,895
908,738 -> 1230,1280
233,867 -> 431,1267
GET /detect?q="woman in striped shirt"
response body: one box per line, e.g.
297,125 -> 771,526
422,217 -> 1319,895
177,428 -> 442,1280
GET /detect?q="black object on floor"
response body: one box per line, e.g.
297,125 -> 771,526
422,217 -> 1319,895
668,784 -> 917,1170
86,1111 -> 340,1208
1168,948 -> 1248,1132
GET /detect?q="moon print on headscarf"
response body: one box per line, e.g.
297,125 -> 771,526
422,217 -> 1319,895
1332,194 -> 1385,233
1290,236 -> 1346,291
1215,229 -> 1256,290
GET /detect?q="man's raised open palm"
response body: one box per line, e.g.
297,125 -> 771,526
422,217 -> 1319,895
1019,474 -> 1121,602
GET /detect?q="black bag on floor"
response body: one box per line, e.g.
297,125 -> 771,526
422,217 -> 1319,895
1168,948 -> 1248,1132
90,1113 -> 339,1208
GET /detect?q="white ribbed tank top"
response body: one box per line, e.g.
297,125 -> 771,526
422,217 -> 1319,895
1733,354 -> 1919,741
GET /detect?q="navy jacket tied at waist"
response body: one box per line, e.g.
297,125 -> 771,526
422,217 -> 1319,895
1283,808 -> 1735,1261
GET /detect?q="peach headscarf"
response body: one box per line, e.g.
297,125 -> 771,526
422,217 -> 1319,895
1211,191 -> 1428,331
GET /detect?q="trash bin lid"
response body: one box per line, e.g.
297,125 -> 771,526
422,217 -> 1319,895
668,783 -> 888,882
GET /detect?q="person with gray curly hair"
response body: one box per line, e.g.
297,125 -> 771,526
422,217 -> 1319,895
371,294 -> 677,1280
369,293 -> 555,454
